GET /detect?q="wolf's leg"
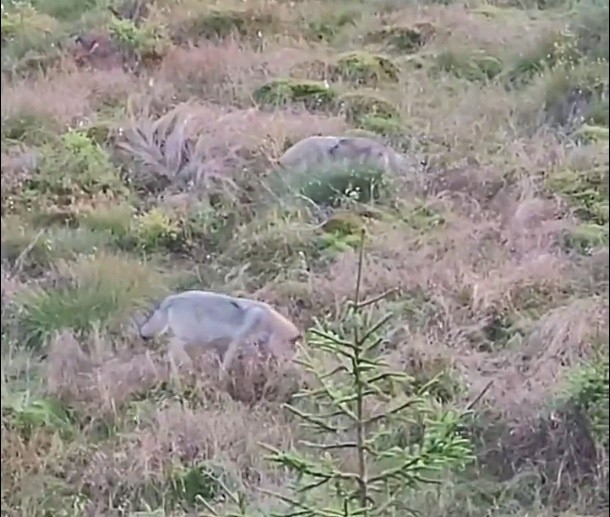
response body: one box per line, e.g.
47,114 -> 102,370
168,337 -> 192,376
220,305 -> 266,378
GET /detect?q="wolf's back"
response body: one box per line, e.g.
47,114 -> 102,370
278,136 -> 343,171
329,136 -> 417,175
161,291 -> 256,345
278,135 -> 414,175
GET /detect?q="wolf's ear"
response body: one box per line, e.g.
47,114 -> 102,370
328,141 -> 342,156
133,300 -> 159,325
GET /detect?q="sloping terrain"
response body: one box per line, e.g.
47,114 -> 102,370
1,0 -> 608,515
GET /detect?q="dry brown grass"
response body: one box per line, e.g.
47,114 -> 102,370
2,67 -> 136,128
1,0 -> 608,514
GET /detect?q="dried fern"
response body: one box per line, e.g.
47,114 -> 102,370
118,102 -> 238,197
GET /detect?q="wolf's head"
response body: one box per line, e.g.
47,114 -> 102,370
138,303 -> 169,341
263,306 -> 302,358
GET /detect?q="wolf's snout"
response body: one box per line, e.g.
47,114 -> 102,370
139,326 -> 152,341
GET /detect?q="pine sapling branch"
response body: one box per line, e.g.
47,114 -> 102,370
260,227 -> 474,516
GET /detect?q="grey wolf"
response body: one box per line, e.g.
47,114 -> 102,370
138,290 -> 302,378
277,135 -> 418,175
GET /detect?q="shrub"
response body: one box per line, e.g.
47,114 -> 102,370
1,3 -> 58,39
1,3 -> 66,76
504,3 -> 609,89
15,252 -> 169,351
271,162 -> 395,208
503,29 -> 579,87
22,130 -> 128,210
109,17 -> 170,66
130,207 -> 185,253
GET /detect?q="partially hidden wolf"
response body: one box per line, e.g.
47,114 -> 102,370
277,135 -> 418,175
139,290 -> 302,377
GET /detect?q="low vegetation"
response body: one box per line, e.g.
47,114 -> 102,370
1,0 -> 608,515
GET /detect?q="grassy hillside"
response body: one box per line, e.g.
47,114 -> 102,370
1,0 -> 608,515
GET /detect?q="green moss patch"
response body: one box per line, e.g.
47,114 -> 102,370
332,51 -> 400,86
357,114 -> 404,136
337,91 -> 401,126
253,78 -> 338,110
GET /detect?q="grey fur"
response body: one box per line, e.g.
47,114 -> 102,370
277,135 -> 418,175
139,290 -> 301,377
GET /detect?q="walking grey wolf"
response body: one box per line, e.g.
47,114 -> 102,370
138,290 -> 302,378
277,135 -> 418,175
